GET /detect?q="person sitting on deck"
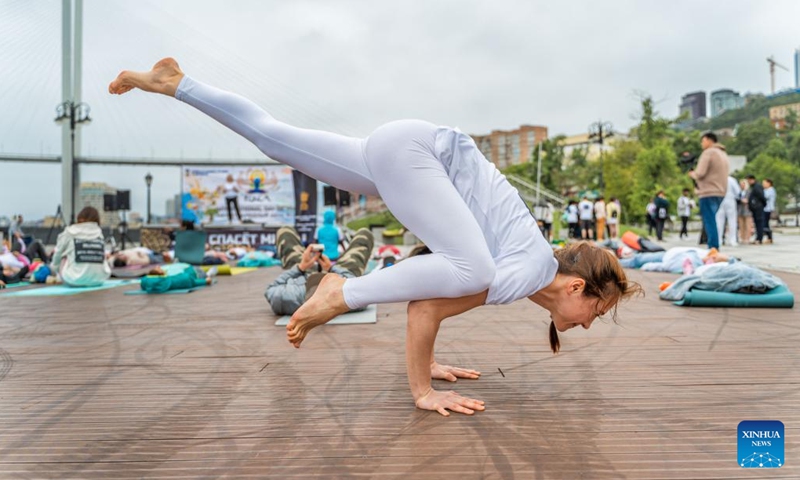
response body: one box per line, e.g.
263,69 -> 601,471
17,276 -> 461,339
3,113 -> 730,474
50,207 -> 111,287
265,227 -> 373,315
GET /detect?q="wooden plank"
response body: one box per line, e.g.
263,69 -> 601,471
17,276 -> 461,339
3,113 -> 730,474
0,267 -> 797,478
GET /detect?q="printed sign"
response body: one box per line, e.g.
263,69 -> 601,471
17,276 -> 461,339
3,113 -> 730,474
74,239 -> 105,263
206,228 -> 279,250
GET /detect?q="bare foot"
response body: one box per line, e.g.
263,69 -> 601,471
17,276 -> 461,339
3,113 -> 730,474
287,274 -> 349,348
108,57 -> 185,97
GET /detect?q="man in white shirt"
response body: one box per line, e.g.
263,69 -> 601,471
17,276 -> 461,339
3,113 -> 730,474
715,176 -> 741,247
677,189 -> 695,239
578,197 -> 594,240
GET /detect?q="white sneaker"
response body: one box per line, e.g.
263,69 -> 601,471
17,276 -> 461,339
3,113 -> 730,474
206,266 -> 218,278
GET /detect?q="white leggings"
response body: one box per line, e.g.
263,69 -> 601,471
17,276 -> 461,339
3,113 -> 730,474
176,77 -> 495,309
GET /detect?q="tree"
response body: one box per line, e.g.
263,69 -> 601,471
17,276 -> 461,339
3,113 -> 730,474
503,136 -> 567,194
631,95 -> 673,148
729,117 -> 777,161
628,140 -> 691,223
602,140 -> 641,223
784,108 -> 798,132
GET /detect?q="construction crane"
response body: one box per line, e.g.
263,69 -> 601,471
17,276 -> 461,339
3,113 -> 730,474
767,56 -> 789,94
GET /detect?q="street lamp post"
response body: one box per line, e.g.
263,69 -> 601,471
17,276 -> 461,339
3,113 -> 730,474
54,101 -> 91,223
588,120 -> 613,190
145,172 -> 153,225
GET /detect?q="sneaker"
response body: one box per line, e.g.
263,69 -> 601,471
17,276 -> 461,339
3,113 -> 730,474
206,266 -> 218,278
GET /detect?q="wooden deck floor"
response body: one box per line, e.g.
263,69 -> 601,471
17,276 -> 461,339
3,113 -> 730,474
0,267 -> 798,479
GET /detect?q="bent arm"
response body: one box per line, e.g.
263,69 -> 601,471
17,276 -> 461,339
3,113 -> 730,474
406,290 -> 488,402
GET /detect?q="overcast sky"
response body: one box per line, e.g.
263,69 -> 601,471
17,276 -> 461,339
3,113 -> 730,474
1,0 -> 799,221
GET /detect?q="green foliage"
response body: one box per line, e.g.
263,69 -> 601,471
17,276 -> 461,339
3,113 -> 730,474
729,117 -> 777,160
738,154 -> 800,210
566,146 -> 602,192
503,135 -> 566,193
346,211 -> 402,231
628,140 -> 692,222
785,109 -> 798,131
631,96 -> 673,148
704,92 -> 800,131
602,140 -> 641,222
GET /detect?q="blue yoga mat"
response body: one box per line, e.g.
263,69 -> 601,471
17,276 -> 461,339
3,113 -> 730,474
673,284 -> 795,308
1,280 -> 136,297
125,286 -> 206,295
0,281 -> 31,290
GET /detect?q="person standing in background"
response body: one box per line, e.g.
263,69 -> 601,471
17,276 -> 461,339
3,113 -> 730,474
677,189 -> 694,240
736,179 -> 752,244
715,176 -> 741,247
763,178 -> 776,244
688,132 -> 730,250
746,175 -> 767,245
578,196 -> 594,240
565,200 -> 579,239
654,191 -> 669,241
645,199 -> 657,237
593,196 -> 606,241
606,198 -> 620,240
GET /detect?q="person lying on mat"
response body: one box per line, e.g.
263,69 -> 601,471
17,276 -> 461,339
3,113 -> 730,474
618,246 -> 730,274
140,264 -> 214,293
0,264 -> 29,288
266,229 -> 372,315
112,247 -> 172,268
50,207 -> 111,287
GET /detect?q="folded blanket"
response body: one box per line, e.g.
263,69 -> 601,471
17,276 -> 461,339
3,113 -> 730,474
660,262 -> 786,302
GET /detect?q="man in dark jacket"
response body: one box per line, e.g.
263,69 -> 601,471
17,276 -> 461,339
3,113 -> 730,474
653,191 -> 670,241
746,175 -> 767,244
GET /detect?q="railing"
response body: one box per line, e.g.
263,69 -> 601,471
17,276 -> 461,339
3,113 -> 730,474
505,174 -> 567,209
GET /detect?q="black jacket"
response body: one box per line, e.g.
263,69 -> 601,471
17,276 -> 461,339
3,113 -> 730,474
748,183 -> 766,210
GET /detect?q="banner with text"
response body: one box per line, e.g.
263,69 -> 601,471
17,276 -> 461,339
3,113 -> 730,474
181,166 -> 296,226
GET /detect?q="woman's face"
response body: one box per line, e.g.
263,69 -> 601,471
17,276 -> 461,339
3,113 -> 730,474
550,282 -> 611,332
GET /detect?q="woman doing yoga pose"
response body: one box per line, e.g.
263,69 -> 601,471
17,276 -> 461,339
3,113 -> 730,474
110,58 -> 641,416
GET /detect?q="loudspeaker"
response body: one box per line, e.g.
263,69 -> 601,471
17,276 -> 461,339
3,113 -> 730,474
116,190 -> 131,211
338,190 -> 351,207
323,186 -> 338,206
103,193 -> 117,212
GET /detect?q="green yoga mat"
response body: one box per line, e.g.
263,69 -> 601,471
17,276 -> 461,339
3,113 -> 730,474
1,280 -> 136,297
673,285 -> 795,308
1,281 -> 31,290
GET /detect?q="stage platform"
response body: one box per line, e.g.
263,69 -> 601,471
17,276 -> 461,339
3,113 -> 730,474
0,267 -> 798,479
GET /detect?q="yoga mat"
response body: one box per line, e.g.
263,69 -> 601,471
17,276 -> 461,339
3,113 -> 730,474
199,265 -> 256,275
275,304 -> 377,326
673,285 -> 795,308
201,264 -> 231,275
125,286 -> 206,295
0,281 -> 31,289
125,279 -> 216,295
1,280 -> 135,297
230,267 -> 257,275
